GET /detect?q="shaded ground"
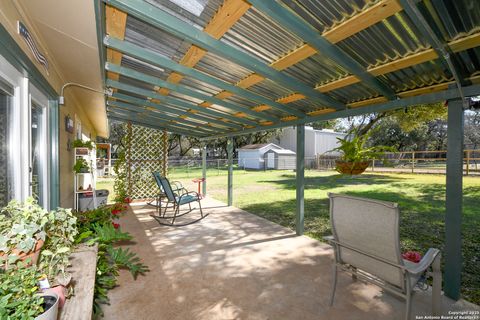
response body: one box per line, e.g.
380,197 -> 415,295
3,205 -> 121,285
103,198 -> 478,319
98,170 -> 480,304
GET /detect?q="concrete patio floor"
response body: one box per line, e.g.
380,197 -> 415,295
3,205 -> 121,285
102,197 -> 478,320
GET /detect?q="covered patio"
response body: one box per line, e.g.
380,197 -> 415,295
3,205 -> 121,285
102,197 -> 478,319
99,0 -> 480,308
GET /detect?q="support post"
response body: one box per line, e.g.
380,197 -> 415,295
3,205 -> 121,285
296,124 -> 305,236
227,138 -> 233,206
202,145 -> 207,196
444,99 -> 464,300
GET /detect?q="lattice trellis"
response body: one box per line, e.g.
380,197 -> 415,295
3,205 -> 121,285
125,123 -> 168,200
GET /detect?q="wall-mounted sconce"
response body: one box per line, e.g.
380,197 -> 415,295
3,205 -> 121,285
59,82 -> 113,105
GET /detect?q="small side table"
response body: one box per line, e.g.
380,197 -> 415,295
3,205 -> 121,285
192,177 -> 205,198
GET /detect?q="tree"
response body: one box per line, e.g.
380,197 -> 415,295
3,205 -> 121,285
465,110 -> 480,149
345,102 -> 447,137
308,119 -> 341,131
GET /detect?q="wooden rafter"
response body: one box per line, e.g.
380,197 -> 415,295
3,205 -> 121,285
159,0 -> 251,96
317,31 -> 480,93
105,5 -> 127,81
345,75 -> 480,109
323,0 -> 402,44
232,0 -> 402,113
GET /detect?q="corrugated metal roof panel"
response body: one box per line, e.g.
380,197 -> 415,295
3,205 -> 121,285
283,53 -> 350,87
195,51 -> 254,84
125,16 -> 190,62
221,6 -> 303,64
247,79 -> 294,101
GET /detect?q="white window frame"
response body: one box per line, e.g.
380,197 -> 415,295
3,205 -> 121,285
30,84 -> 50,208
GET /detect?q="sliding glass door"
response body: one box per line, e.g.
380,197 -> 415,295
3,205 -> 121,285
0,54 -> 50,208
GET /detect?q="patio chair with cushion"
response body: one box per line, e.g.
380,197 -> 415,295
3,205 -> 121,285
148,172 -> 187,212
151,175 -> 206,226
325,193 -> 441,320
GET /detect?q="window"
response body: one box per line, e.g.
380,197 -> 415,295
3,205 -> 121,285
0,81 -> 13,207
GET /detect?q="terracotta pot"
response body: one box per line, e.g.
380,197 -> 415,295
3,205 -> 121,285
0,239 -> 45,266
335,161 -> 370,175
44,286 -> 67,309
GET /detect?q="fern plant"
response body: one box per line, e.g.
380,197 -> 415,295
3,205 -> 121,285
108,247 -> 149,279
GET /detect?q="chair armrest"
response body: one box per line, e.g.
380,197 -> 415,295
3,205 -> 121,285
178,191 -> 201,200
405,248 -> 440,275
323,235 -> 334,243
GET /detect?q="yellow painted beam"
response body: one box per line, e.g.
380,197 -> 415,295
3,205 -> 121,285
368,49 -> 438,76
347,96 -> 388,108
307,108 -> 336,116
105,6 -> 127,81
317,31 -> 480,93
281,116 -> 298,121
276,93 -> 306,104
270,44 -> 317,70
323,0 -> 402,44
160,0 -> 250,96
317,76 -> 360,92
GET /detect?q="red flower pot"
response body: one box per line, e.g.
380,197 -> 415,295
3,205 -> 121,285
0,239 -> 45,266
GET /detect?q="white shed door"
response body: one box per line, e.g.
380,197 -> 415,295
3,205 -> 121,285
267,153 -> 275,168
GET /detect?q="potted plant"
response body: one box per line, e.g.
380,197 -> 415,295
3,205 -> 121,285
0,199 -> 48,267
73,158 -> 90,173
0,263 -> 59,319
330,132 -> 394,175
71,139 -> 94,150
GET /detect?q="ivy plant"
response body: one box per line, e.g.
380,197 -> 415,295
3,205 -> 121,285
0,263 -> 45,319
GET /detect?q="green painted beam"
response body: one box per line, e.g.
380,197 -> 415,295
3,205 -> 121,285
202,146 -> 207,196
94,0 -> 107,88
106,63 -> 279,122
109,115 -> 203,137
200,84 -> 480,140
107,110 -> 205,137
227,138 -> 233,206
103,0 -> 345,110
106,79 -> 259,127
112,93 -> 240,130
104,37 -> 306,118
444,98 -> 464,300
107,100 -> 218,134
249,0 -> 396,100
107,108 -> 211,135
296,124 -> 305,236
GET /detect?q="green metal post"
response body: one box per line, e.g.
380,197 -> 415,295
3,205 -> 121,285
202,145 -> 207,196
296,124 -> 305,236
227,138 -> 233,206
48,99 -> 59,210
444,98 -> 464,300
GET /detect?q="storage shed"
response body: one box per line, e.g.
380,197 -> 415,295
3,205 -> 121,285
264,149 -> 296,170
274,126 -> 346,158
237,143 -> 289,169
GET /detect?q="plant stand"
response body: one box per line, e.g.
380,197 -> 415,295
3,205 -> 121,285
74,147 -> 96,211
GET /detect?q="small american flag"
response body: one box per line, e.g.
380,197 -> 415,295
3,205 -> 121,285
17,21 -> 49,73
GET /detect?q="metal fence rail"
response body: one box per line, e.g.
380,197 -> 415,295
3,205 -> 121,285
317,149 -> 480,175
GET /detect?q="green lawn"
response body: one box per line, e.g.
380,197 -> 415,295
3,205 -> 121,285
98,169 -> 480,304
